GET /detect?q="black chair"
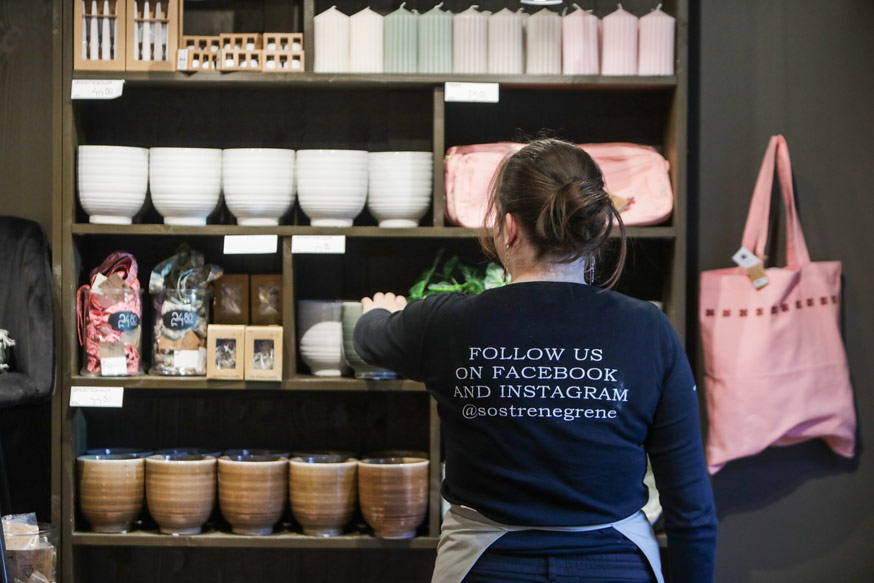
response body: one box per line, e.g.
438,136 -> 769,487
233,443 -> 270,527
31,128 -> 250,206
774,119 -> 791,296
0,216 -> 54,583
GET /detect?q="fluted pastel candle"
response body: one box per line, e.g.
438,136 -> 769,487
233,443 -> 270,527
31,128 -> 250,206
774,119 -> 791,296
384,3 -> 418,73
638,4 -> 675,75
562,5 -> 599,75
488,8 -> 523,75
453,6 -> 488,74
349,7 -> 384,73
526,8 -> 561,75
314,6 -> 350,73
601,4 -> 638,76
418,3 -> 452,74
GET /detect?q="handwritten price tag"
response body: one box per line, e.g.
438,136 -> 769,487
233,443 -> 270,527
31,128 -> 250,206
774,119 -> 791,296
70,386 -> 125,408
444,82 -> 500,104
223,235 -> 279,255
71,80 -> 125,100
292,235 -> 346,254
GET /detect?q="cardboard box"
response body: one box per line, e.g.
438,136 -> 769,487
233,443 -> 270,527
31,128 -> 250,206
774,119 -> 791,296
214,274 -> 250,324
207,325 -> 246,380
250,274 -> 282,325
245,326 -> 283,381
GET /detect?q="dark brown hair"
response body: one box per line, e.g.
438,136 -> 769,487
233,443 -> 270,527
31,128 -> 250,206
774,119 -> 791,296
479,139 -> 627,288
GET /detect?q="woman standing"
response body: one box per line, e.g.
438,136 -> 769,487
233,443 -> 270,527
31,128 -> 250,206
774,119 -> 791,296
355,139 -> 716,583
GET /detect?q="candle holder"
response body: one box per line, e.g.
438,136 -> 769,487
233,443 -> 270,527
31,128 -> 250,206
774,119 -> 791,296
125,0 -> 179,71
75,0 -> 127,70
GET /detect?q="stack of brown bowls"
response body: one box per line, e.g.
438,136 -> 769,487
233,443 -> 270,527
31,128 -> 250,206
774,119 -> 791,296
77,454 -> 146,533
218,453 -> 289,535
288,454 -> 359,536
358,456 -> 430,539
145,454 -> 217,535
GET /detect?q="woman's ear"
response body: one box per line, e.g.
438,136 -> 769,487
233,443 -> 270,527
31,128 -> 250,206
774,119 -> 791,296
504,213 -> 520,247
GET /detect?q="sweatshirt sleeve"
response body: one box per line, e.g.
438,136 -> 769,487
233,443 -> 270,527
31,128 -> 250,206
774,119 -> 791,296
353,294 -> 453,382
645,322 -> 718,583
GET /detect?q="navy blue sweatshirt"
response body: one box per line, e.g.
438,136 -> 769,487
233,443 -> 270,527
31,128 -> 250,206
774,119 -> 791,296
354,282 -> 716,582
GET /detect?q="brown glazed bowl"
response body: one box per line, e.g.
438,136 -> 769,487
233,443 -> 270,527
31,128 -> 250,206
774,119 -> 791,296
145,454 -> 217,535
77,454 -> 145,533
288,455 -> 358,537
218,454 -> 288,536
358,457 -> 429,539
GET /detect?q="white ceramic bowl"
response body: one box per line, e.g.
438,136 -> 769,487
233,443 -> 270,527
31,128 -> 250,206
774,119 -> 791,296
299,321 -> 345,377
222,149 -> 295,226
296,150 -> 368,227
78,146 -> 149,224
367,153 -> 433,228
149,148 -> 222,225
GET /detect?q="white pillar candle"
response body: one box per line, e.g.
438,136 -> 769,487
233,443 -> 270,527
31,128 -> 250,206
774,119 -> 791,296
562,5 -> 599,75
601,4 -> 638,75
418,3 -> 453,74
638,4 -> 675,75
314,6 -> 350,73
384,3 -> 418,73
349,7 -> 384,73
488,8 -> 523,75
526,8 -> 561,75
453,6 -> 488,74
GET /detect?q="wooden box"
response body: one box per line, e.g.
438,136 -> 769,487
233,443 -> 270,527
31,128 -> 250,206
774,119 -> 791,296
177,47 -> 221,71
263,33 -> 303,52
74,0 -> 126,71
245,326 -> 283,381
221,49 -> 263,72
250,274 -> 282,325
125,0 -> 179,71
263,51 -> 305,73
207,325 -> 246,380
220,33 -> 263,51
181,35 -> 221,52
214,274 -> 250,324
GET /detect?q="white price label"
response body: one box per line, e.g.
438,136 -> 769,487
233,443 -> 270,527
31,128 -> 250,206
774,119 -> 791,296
732,246 -> 761,269
223,235 -> 279,255
177,48 -> 191,71
174,350 -> 201,370
292,235 -> 346,254
71,79 -> 125,100
70,386 -> 124,408
444,82 -> 500,104
100,357 -> 128,376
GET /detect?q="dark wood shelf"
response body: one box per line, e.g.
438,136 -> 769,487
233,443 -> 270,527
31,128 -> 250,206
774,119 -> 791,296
71,224 -> 676,239
71,375 -> 426,392
72,70 -> 677,90
72,530 -> 439,549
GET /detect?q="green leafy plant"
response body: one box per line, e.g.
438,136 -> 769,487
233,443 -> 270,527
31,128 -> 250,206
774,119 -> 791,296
408,249 -> 507,300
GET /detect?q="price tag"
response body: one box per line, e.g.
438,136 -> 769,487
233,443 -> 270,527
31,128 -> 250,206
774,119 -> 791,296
444,82 -> 500,104
176,48 -> 190,71
174,350 -> 201,370
732,246 -> 769,289
292,235 -> 346,254
99,357 -> 128,376
223,235 -> 279,255
71,79 -> 125,100
70,386 -> 124,408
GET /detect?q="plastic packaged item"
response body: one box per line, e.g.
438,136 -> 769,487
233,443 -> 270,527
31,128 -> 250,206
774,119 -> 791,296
2,514 -> 58,583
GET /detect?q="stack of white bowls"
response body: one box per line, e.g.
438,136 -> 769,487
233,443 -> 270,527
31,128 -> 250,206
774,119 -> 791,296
297,300 -> 347,377
222,149 -> 295,226
368,152 -> 433,228
78,146 -> 149,224
296,150 -> 368,227
149,148 -> 223,225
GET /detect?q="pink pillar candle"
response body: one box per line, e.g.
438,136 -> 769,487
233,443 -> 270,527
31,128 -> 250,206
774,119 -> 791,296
526,8 -> 561,75
562,6 -> 599,75
453,6 -> 488,74
488,8 -> 523,75
601,4 -> 638,76
638,5 -> 675,75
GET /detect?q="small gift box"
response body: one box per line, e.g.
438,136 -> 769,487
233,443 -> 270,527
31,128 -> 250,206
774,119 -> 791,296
207,325 -> 246,380
245,326 -> 283,381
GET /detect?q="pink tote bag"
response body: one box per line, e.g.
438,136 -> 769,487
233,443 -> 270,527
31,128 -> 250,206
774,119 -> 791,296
443,142 -> 673,228
699,135 -> 856,474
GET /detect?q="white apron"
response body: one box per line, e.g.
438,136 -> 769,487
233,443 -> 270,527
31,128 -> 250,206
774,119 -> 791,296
432,505 -> 664,583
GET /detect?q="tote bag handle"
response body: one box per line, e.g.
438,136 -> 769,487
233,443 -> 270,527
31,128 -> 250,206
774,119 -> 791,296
741,135 -> 811,268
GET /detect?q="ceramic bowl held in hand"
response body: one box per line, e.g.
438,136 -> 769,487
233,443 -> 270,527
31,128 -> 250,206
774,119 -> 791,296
222,148 -> 295,226
297,300 -> 346,377
288,455 -> 358,537
77,454 -> 146,533
149,148 -> 222,226
145,454 -> 217,535
218,454 -> 289,536
78,145 -> 149,224
358,457 -> 429,539
341,301 -> 397,379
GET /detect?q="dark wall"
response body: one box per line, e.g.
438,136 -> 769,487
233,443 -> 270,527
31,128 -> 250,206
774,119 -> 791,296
695,1 -> 874,581
0,0 -> 54,521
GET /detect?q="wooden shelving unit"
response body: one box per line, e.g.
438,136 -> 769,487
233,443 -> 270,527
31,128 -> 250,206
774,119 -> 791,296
53,0 -> 688,581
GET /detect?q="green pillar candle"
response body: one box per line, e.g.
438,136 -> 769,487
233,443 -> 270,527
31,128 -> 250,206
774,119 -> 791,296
384,2 -> 418,74
418,3 -> 453,74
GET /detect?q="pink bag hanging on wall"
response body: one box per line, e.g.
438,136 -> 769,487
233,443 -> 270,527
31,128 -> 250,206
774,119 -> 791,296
443,142 -> 673,228
699,135 -> 856,474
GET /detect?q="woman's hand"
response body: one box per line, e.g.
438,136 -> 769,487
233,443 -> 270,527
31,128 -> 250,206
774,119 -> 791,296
361,292 -> 407,314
